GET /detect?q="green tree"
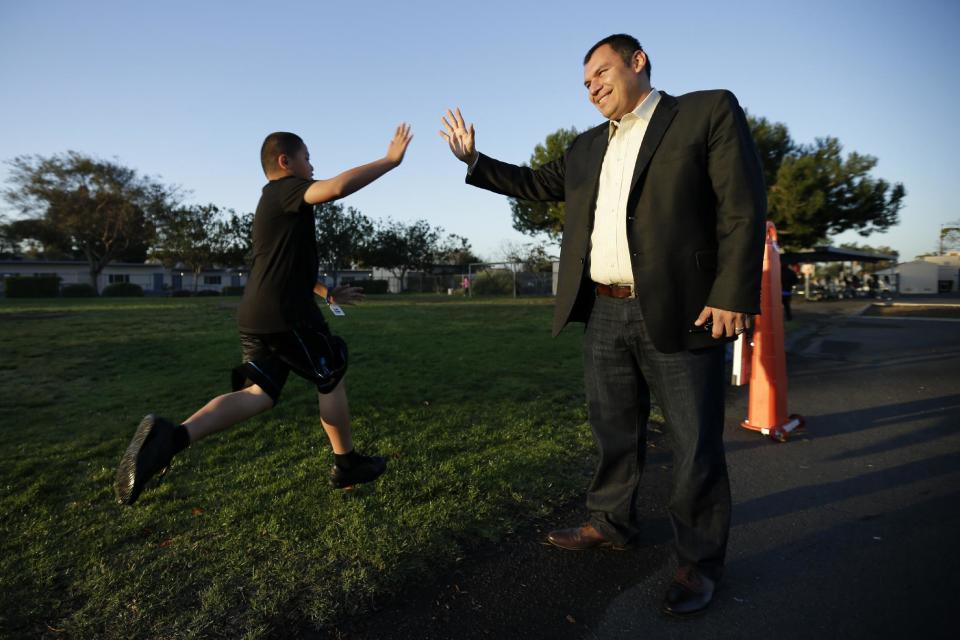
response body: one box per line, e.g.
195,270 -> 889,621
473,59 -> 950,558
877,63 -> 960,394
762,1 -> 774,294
940,222 -> 960,254
837,241 -> 899,273
510,118 -> 904,251
152,203 -> 232,292
435,233 -> 480,266
747,116 -> 905,250
363,219 -> 441,291
509,127 -> 579,239
314,202 -> 374,286
219,210 -> 254,269
3,151 -> 179,291
746,113 -> 794,189
500,240 -> 557,272
1,217 -> 75,258
0,216 -> 17,258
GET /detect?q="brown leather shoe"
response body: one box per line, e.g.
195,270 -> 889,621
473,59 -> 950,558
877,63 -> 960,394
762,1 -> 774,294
546,523 -> 629,551
661,566 -> 716,617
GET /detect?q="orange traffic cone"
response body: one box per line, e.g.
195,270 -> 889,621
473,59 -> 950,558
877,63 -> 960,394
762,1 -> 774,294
741,221 -> 804,442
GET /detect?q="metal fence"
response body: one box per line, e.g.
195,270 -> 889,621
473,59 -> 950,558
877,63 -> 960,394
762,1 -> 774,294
356,263 -> 557,296
466,262 -> 555,297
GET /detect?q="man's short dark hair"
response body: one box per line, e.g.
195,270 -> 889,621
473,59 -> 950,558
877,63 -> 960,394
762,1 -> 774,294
584,34 -> 652,79
260,132 -> 305,175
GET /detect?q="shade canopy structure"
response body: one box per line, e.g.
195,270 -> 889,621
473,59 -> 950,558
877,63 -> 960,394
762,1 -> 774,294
779,246 -> 898,265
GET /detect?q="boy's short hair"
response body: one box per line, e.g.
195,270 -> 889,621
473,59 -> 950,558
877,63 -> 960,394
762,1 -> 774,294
584,34 -> 652,79
260,132 -> 305,176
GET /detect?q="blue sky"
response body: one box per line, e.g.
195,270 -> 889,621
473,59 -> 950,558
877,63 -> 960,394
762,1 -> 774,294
1,0 -> 957,260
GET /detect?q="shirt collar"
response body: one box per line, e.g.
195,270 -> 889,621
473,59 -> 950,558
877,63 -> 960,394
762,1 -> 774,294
609,88 -> 661,140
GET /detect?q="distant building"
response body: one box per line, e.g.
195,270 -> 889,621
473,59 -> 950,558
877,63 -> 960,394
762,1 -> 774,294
876,259 -> 959,294
919,252 -> 960,267
0,259 -> 248,295
319,267 -> 373,288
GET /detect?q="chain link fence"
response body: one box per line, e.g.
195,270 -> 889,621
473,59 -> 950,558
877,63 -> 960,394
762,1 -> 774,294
357,264 -> 558,296
466,262 -> 555,297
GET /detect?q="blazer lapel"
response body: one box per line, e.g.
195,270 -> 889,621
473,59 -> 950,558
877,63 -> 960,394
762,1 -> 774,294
628,92 -> 679,195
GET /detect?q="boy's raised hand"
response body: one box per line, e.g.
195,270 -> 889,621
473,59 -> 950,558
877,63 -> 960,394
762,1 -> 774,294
386,123 -> 413,166
330,285 -> 365,305
305,125 -> 413,205
439,108 -> 478,166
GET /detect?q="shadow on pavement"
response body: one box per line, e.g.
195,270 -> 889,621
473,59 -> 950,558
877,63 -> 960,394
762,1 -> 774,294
593,491 -> 960,640
733,452 -> 960,528
788,350 -> 960,378
799,394 -> 960,439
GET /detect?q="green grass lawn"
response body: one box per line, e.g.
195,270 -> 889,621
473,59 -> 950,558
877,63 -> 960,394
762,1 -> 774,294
0,295 -> 608,638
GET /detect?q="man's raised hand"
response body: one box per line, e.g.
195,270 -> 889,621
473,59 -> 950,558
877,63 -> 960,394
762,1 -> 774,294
386,123 -> 413,166
439,108 -> 478,166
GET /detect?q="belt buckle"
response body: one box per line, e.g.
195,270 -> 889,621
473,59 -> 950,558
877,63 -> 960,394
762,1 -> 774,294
596,282 -> 634,298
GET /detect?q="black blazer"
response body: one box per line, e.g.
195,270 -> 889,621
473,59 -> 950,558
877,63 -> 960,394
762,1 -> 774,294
467,90 -> 767,352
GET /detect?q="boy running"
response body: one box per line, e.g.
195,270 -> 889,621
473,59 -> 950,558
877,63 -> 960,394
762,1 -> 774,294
116,124 -> 413,505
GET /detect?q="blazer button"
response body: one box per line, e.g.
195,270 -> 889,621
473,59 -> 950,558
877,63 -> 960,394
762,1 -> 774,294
579,257 -> 584,264
627,216 -> 635,222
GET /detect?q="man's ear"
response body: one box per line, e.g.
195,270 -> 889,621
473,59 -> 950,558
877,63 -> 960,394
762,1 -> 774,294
633,50 -> 647,74
277,153 -> 290,170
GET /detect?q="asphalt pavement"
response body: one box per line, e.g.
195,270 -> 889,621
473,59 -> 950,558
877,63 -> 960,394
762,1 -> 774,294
318,300 -> 960,640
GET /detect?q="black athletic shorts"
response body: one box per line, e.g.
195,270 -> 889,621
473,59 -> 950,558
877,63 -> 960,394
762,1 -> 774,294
231,319 -> 348,405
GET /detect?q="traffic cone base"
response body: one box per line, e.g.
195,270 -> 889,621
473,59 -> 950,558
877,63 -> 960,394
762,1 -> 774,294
741,414 -> 804,442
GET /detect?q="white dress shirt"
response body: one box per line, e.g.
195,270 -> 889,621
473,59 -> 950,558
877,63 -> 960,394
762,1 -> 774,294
589,88 -> 661,287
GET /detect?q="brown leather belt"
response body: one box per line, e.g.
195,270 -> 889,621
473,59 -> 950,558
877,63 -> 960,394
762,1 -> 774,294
595,283 -> 634,298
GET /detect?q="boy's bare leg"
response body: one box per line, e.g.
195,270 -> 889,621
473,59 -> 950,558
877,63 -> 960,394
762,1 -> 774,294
317,379 -> 353,454
116,384 -> 273,505
320,378 -> 386,488
182,384 -> 274,443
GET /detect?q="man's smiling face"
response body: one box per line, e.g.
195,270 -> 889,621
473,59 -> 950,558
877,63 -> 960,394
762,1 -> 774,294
583,44 -> 648,121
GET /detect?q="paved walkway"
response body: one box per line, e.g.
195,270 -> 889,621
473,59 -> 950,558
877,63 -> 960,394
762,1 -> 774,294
322,301 -> 960,640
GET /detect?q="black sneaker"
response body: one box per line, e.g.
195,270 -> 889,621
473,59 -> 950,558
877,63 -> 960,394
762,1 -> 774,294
329,454 -> 387,489
115,414 -> 178,505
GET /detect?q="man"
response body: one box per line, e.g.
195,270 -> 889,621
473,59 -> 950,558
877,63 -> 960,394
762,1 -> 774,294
781,263 -> 800,320
440,34 -> 765,616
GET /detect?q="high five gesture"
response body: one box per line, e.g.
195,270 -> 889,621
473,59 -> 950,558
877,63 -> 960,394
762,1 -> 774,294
304,123 -> 414,204
439,108 -> 478,166
386,123 -> 413,166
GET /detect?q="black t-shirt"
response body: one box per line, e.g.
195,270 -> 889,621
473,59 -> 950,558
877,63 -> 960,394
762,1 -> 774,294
237,176 -> 322,333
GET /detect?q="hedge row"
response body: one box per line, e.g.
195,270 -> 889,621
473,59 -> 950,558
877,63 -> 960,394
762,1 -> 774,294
61,283 -> 98,297
355,279 -> 389,294
471,270 -> 515,295
102,283 -> 144,297
4,276 -> 62,298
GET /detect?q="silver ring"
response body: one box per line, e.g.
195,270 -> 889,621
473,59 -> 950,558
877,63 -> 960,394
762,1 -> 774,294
735,327 -> 745,335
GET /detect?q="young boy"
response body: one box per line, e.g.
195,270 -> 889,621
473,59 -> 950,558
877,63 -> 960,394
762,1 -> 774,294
115,124 -> 413,505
